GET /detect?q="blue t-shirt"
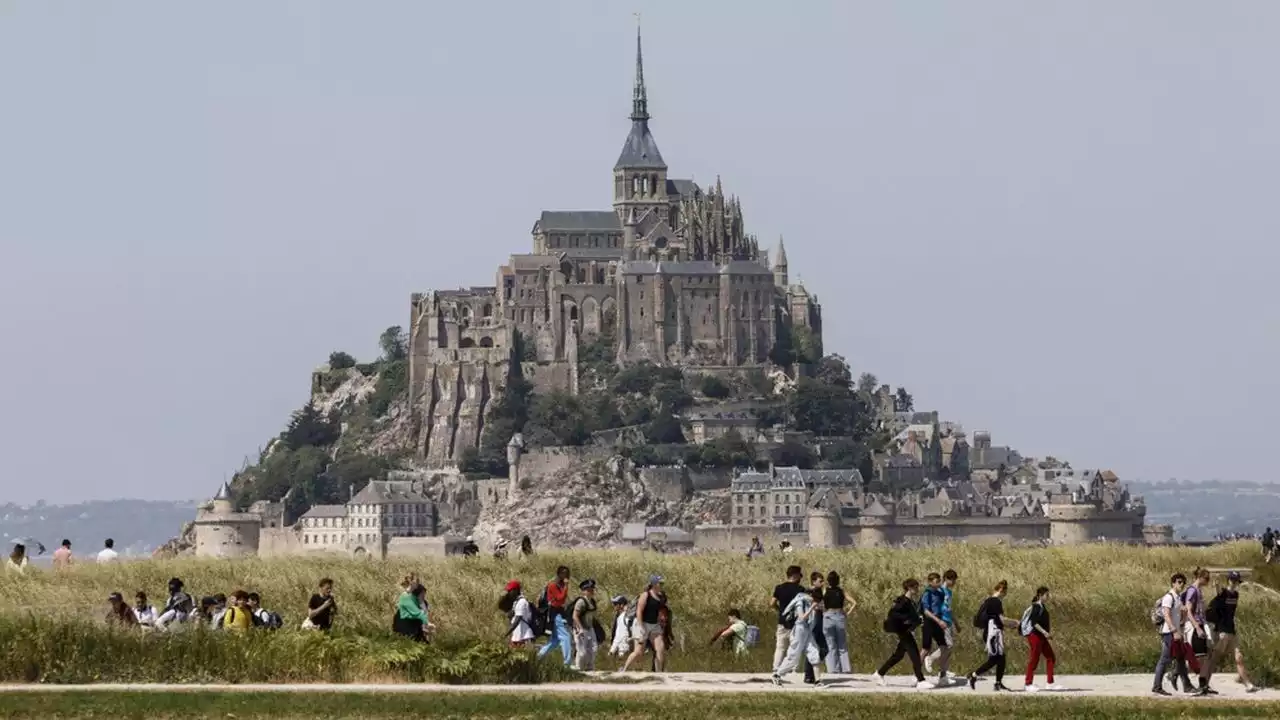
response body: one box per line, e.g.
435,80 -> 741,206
939,586 -> 954,625
921,587 -> 944,618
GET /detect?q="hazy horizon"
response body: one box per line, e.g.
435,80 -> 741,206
2,1 -> 1277,505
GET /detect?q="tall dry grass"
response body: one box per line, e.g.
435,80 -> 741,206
1,542 -> 1275,683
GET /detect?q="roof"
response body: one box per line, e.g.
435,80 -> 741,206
300,504 -> 347,519
619,259 -> 773,277
563,247 -> 625,260
349,480 -> 433,505
536,211 -> 622,233
615,120 -> 666,169
213,481 -> 231,501
666,178 -> 700,198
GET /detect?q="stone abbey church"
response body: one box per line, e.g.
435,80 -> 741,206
407,29 -> 823,465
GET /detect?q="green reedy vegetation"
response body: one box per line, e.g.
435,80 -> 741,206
1,544 -> 1275,684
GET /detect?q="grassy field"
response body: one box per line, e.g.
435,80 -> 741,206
0,542 -> 1275,684
1,691 -> 1279,720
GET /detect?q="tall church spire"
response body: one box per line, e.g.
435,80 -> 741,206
632,17 -> 648,122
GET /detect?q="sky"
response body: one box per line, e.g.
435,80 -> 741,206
1,1 -> 1277,505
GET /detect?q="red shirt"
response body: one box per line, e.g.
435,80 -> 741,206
545,581 -> 568,609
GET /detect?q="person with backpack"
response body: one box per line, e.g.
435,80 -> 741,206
500,580 -> 535,648
1021,586 -> 1063,692
155,577 -> 193,631
965,580 -> 1015,692
1261,528 -> 1274,563
608,595 -> 633,657
620,575 -> 668,673
1152,572 -> 1198,696
872,578 -> 933,689
1205,571 -> 1259,693
770,577 -> 824,686
769,566 -> 805,670
802,571 -> 829,685
822,570 -> 855,674
246,592 -> 282,630
221,591 -> 253,631
708,608 -> 753,656
920,571 -> 957,685
570,579 -> 602,670
536,566 -> 574,667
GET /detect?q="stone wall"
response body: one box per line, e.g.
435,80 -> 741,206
693,524 -> 807,552
476,478 -> 511,508
688,468 -> 733,492
637,467 -> 690,503
518,446 -> 613,481
257,527 -> 303,558
194,516 -> 260,558
869,517 -> 1050,547
386,535 -> 468,558
520,361 -> 575,395
411,359 -> 510,465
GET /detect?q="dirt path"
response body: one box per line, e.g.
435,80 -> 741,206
0,672 -> 1271,701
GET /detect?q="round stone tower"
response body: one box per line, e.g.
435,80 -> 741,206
856,514 -> 893,548
193,482 -> 261,558
807,506 -> 840,549
1044,503 -> 1102,545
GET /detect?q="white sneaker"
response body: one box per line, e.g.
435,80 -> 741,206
1024,684 -> 1040,693
923,656 -> 934,675
873,672 -> 886,686
916,680 -> 936,690
1046,683 -> 1067,692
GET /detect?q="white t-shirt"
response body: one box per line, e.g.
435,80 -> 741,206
510,596 -> 534,643
97,548 -> 119,563
611,613 -> 632,655
1159,590 -> 1182,634
134,605 -> 157,626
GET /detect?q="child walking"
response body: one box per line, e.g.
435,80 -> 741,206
1022,586 -> 1064,692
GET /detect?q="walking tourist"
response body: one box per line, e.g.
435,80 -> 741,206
1153,572 -> 1197,696
462,535 -> 480,557
1021,585 -> 1063,692
209,594 -> 228,628
305,578 -> 337,631
52,539 -> 73,569
620,575 -> 667,672
537,565 -> 575,666
746,536 -> 764,560
246,592 -> 281,629
97,538 -> 119,563
1184,568 -> 1214,694
771,574 -> 824,687
966,580 -> 1014,692
802,571 -> 829,684
920,571 -> 956,684
609,595 -> 633,657
822,570 -> 855,673
519,535 -> 534,558
5,543 -> 28,575
1205,571 -> 1259,693
500,580 -> 535,648
770,565 -> 805,670
872,578 -> 933,689
1262,528 -> 1275,563
393,582 -> 433,642
571,579 -> 601,670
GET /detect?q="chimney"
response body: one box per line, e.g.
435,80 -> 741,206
348,483 -> 354,502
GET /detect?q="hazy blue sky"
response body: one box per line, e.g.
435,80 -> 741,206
2,1 -> 1277,505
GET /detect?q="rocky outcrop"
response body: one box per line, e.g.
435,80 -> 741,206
153,521 -> 196,558
472,454 -> 729,550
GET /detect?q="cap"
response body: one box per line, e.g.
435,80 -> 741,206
504,580 -> 521,592
579,578 -> 596,591
611,595 -> 628,605
648,574 -> 663,587
1227,571 -> 1243,582
107,592 -> 123,602
465,535 -> 474,542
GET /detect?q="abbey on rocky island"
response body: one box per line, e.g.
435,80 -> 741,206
407,28 -> 821,466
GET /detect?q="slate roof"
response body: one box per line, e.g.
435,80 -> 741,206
349,480 -> 433,505
619,259 -> 772,276
536,211 -> 622,233
666,178 -> 700,198
300,504 -> 347,519
615,120 -> 667,169
563,247 -> 625,260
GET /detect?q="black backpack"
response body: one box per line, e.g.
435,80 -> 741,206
1205,591 -> 1223,625
972,597 -> 990,629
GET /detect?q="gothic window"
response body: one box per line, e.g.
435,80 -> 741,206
482,304 -> 493,318
479,336 -> 494,348
632,176 -> 641,196
642,176 -> 649,194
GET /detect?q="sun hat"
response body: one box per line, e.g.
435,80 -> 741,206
648,574 -> 663,587
505,580 -> 522,592
611,595 -> 628,605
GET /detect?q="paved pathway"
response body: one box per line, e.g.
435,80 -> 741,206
0,673 -> 1272,701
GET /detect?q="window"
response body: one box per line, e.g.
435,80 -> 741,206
304,534 -> 309,544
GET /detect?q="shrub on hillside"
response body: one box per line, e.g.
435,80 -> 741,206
328,351 -> 357,370
699,375 -> 731,400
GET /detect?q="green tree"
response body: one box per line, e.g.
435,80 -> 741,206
525,390 -> 590,447
788,355 -> 873,439
792,325 -> 821,365
643,413 -> 686,444
770,439 -> 817,469
368,360 -> 407,417
894,387 -> 914,412
282,403 -> 340,450
856,372 -> 879,396
695,430 -> 756,469
379,326 -> 408,362
328,351 -> 357,370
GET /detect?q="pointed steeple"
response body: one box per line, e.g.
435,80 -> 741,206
213,481 -> 231,501
614,17 -> 665,171
773,235 -> 790,287
776,235 -> 789,267
631,19 -> 648,122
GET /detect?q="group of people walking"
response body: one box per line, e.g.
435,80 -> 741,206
102,576 -> 291,631
1151,569 -> 1258,695
498,566 -> 673,672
